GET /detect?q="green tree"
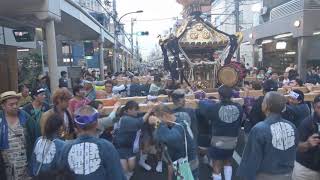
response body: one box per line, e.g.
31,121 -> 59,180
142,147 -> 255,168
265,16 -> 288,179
18,52 -> 42,87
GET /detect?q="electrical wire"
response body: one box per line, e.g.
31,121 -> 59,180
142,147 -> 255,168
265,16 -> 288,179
206,2 -> 235,12
123,17 -> 179,22
216,13 -> 234,28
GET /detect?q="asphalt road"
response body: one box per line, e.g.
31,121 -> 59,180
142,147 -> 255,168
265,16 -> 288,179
132,130 -> 246,180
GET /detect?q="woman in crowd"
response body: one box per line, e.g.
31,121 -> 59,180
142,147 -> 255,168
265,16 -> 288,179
113,100 -> 153,180
31,114 -> 65,180
68,85 -> 90,117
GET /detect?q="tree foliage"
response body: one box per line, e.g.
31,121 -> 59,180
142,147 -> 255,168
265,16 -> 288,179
18,52 -> 42,86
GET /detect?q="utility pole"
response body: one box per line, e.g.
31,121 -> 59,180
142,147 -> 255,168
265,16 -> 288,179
136,36 -> 140,69
112,0 -> 118,73
131,18 -> 135,69
235,0 -> 241,62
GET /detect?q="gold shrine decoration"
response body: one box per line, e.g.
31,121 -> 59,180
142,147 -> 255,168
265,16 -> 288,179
179,22 -> 229,48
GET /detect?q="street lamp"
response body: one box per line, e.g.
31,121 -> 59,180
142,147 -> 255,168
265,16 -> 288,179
118,10 -> 143,24
113,10 -> 143,73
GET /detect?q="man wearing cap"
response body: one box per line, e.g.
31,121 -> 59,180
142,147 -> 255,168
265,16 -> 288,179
37,74 -> 51,105
238,92 -> 298,180
23,88 -> 50,140
59,105 -> 125,180
83,77 -> 97,102
292,95 -> 320,180
0,91 -> 37,180
198,85 -> 243,180
244,79 -> 279,133
282,89 -> 310,128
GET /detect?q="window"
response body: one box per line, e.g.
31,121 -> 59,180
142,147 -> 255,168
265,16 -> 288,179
62,43 -> 72,55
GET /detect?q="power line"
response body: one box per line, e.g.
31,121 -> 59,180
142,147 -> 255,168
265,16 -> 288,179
216,13 -> 234,28
123,17 -> 178,23
206,2 -> 235,13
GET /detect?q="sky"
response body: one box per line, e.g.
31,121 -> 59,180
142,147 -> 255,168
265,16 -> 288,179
117,0 -> 183,58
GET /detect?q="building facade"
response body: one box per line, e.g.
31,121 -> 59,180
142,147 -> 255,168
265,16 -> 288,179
241,0 -> 320,79
211,0 -> 262,66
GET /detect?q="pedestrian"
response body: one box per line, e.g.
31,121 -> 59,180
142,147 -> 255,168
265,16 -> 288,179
112,79 -> 127,97
283,72 -> 290,86
256,69 -> 266,80
17,84 -> 32,107
237,91 -> 298,180
244,79 -> 279,133
104,80 -> 114,98
30,114 -> 65,180
171,89 -> 198,144
282,89 -> 310,128
0,91 -> 37,180
59,105 -> 125,180
113,101 -> 153,180
150,104 -> 198,179
37,74 -> 51,105
40,88 -> 75,140
59,71 -> 68,88
68,85 -> 90,117
129,76 -> 143,97
83,77 -> 97,102
149,75 -> 162,95
292,95 -> 320,180
199,85 -> 243,180
164,76 -> 180,93
88,100 -> 122,137
23,87 -> 50,145
195,98 -> 215,166
286,63 -> 295,73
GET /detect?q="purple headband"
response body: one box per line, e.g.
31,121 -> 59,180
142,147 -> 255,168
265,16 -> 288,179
74,112 -> 100,128
194,90 -> 206,100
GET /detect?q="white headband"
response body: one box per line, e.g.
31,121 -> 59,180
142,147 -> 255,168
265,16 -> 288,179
289,91 -> 300,100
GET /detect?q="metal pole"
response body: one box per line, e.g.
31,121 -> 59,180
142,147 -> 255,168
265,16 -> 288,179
39,41 -> 45,74
136,36 -> 139,63
69,42 -> 72,67
235,0 -> 241,62
297,37 -> 309,81
131,18 -> 134,69
99,34 -> 105,80
113,0 -> 118,73
45,20 -> 59,90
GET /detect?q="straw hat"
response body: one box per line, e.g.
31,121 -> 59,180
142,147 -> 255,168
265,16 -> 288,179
38,74 -> 47,80
0,91 -> 21,103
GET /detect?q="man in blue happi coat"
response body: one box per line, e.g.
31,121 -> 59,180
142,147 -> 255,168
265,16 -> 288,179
59,105 -> 125,180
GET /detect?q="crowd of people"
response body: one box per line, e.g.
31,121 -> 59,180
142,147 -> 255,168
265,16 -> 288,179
0,67 -> 319,180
